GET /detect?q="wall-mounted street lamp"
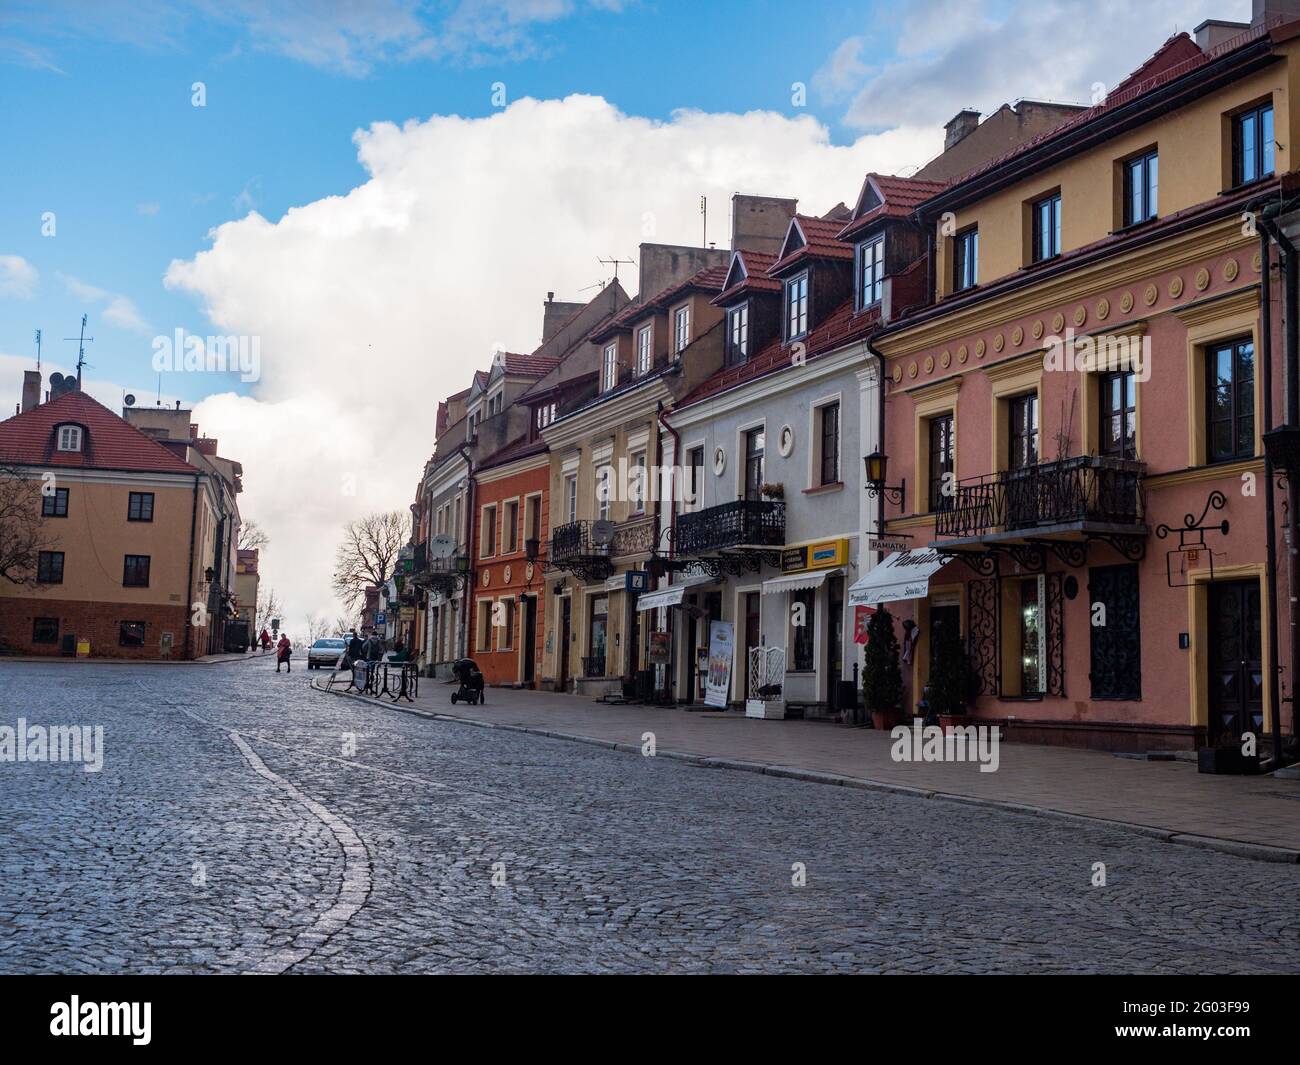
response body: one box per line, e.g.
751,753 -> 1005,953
863,452 -> 905,508
525,537 -> 540,563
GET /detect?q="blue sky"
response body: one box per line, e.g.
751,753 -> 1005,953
0,0 -> 908,404
0,0 -> 1241,623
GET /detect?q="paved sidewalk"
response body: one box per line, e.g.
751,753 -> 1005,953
0,650 -> 271,666
314,676 -> 1300,862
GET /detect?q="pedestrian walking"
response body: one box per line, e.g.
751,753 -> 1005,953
276,634 -> 293,673
259,628 -> 273,654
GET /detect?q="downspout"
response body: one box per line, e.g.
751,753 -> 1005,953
184,474 -> 199,660
657,401 -> 681,702
462,445 -> 476,662
1259,197 -> 1300,763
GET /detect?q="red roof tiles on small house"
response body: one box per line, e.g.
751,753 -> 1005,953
768,214 -> 855,275
837,173 -> 949,241
713,249 -> 782,305
590,264 -> 731,342
0,390 -> 199,475
500,352 -> 563,377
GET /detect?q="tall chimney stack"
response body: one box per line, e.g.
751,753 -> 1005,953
21,370 -> 41,413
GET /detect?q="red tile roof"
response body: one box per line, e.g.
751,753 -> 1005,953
501,351 -> 562,376
478,433 -> 549,471
769,214 -> 854,274
713,249 -> 782,305
0,390 -> 199,474
838,173 -> 949,240
676,297 -> 880,408
591,263 -> 730,340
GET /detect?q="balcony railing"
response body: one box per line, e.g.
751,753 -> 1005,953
676,499 -> 786,556
935,456 -> 1145,539
551,520 -> 612,564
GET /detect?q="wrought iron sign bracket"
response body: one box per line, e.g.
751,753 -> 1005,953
1029,538 -> 1088,569
939,550 -> 999,578
1154,489 -> 1228,587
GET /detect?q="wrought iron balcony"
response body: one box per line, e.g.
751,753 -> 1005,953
550,520 -> 614,581
676,499 -> 786,556
934,456 -> 1145,540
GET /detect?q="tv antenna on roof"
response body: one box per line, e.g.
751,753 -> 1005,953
63,314 -> 93,386
34,329 -> 41,370
598,256 -> 635,284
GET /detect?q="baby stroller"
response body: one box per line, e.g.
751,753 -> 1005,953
450,658 -> 485,705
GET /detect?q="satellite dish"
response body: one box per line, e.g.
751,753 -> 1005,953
50,372 -> 64,389
429,533 -> 456,559
590,519 -> 615,547
124,393 -> 136,406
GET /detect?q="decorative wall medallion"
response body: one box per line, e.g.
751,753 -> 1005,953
503,564 -> 512,583
908,361 -> 918,379
481,569 -> 491,588
713,446 -> 726,475
526,562 -> 535,581
957,343 -> 969,363
1073,304 -> 1087,327
1095,297 -> 1110,321
1252,249 -> 1262,273
1222,258 -> 1239,282
923,354 -> 934,373
1194,267 -> 1210,291
1143,283 -> 1158,307
777,424 -> 795,457
1031,319 -> 1044,340
1012,325 -> 1024,346
1051,312 -> 1065,333
992,333 -> 1005,352
1168,275 -> 1184,299
940,349 -> 952,368
974,338 -> 986,358
1119,291 -> 1134,313
892,366 -> 902,383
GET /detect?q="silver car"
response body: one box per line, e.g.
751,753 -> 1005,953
307,637 -> 348,670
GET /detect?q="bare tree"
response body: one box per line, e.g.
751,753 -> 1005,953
333,510 -> 406,610
303,613 -> 331,645
239,519 -> 270,552
0,465 -> 58,587
333,614 -> 359,635
256,586 -> 283,633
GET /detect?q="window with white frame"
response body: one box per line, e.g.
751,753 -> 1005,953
504,499 -> 519,553
858,235 -> 884,308
636,325 -> 652,376
726,303 -> 748,366
596,465 -> 611,521
602,343 -> 618,391
629,450 -> 647,514
56,425 -> 83,452
564,474 -> 577,523
786,272 -> 809,339
481,503 -> 498,557
673,305 -> 690,354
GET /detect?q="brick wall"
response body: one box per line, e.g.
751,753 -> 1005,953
0,597 -> 194,659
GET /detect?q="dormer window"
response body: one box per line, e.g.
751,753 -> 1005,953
726,303 -> 749,366
857,235 -> 884,309
673,305 -> 691,354
602,342 -> 618,392
785,271 -> 809,340
636,325 -> 652,376
56,425 -> 83,452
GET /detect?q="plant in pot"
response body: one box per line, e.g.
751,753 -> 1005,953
861,605 -> 904,730
927,618 -> 979,731
760,482 -> 784,500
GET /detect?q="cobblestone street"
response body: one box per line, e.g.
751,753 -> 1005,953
2,658 -> 1298,975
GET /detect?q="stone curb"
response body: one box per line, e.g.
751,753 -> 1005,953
310,680 -> 1300,866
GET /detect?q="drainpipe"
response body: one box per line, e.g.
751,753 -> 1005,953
462,445 -> 476,662
183,474 -> 199,660
657,401 -> 681,702
1257,196 -> 1300,765
865,337 -> 888,555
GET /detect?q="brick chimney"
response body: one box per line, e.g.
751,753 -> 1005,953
944,109 -> 982,151
730,193 -> 798,255
1253,0 -> 1300,27
21,370 -> 40,412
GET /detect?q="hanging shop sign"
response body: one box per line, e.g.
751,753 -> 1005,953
853,605 -> 875,644
626,570 -> 649,594
704,620 -> 735,708
780,538 -> 849,574
649,630 -> 670,665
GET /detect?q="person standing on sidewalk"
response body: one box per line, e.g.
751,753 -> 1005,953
276,633 -> 293,673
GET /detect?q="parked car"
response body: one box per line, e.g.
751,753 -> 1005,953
307,637 -> 348,670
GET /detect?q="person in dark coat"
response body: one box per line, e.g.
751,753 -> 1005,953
276,634 -> 292,672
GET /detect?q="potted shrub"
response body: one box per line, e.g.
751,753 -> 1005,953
927,617 -> 979,731
760,482 -> 784,499
862,605 -> 904,730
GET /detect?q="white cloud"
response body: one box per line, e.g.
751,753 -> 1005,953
57,273 -> 151,334
838,0 -> 1252,130
0,255 -> 38,299
164,94 -> 940,625
813,36 -> 870,103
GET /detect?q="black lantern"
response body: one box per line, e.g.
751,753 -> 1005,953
525,536 -> 540,562
863,451 -> 905,507
1263,425 -> 1300,477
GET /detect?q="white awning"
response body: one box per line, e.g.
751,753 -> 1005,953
636,573 -> 715,612
848,550 -> 950,606
761,567 -> 842,596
